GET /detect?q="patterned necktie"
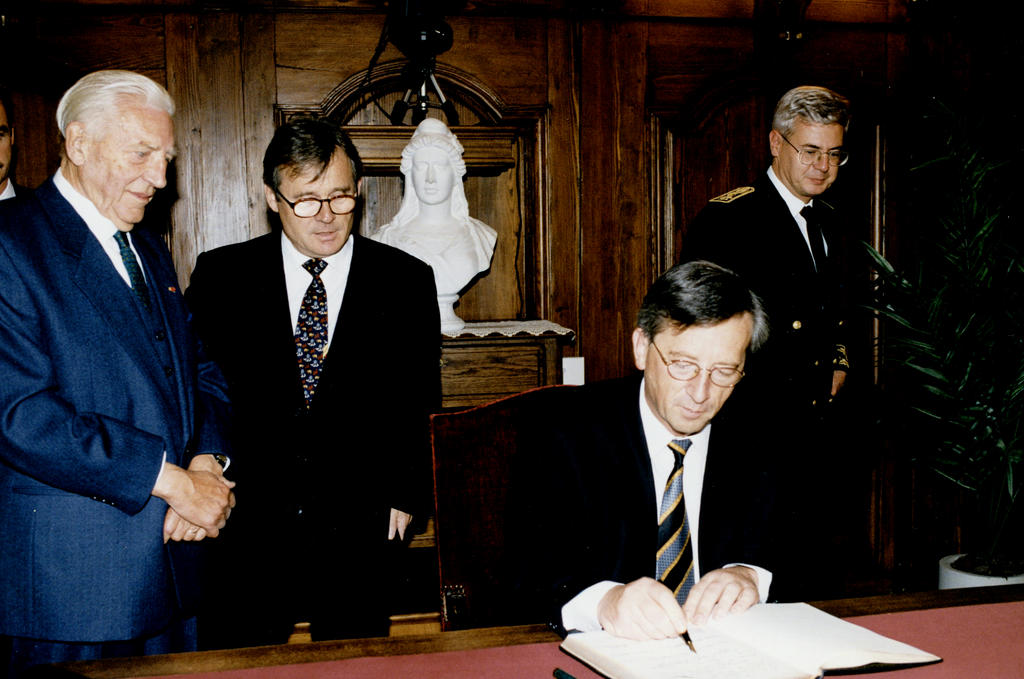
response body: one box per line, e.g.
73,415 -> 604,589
113,231 -> 150,310
657,438 -> 695,604
295,258 -> 328,407
800,204 -> 828,273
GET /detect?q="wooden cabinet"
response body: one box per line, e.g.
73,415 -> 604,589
439,321 -> 574,408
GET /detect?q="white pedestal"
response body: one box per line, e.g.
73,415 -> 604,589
437,293 -> 465,335
937,553 -> 1024,589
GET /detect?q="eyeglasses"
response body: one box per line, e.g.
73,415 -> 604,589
779,133 -> 848,167
649,341 -> 745,388
275,191 -> 357,218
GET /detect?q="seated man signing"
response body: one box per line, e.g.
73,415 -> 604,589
511,261 -> 776,639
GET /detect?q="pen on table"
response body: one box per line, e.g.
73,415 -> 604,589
681,629 -> 697,654
553,668 -> 577,679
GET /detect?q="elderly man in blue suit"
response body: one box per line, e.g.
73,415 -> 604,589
0,70 -> 235,677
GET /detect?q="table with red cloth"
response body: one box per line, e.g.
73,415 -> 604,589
38,585 -> 1024,679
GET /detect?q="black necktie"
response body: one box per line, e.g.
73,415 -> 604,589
113,231 -> 150,310
295,258 -> 328,407
657,438 -> 695,604
800,204 -> 828,273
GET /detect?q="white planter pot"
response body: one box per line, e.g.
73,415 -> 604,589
937,553 -> 1024,589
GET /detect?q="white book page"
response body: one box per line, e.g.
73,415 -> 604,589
702,603 -> 941,675
562,628 -> 811,679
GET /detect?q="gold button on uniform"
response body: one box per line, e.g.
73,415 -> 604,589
792,320 -> 802,330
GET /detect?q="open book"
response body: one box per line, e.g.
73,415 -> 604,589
561,603 -> 941,679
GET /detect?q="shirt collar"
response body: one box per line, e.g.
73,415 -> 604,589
637,376 -> 712,453
766,166 -> 813,221
280,230 -> 354,273
0,181 -> 15,200
53,167 -> 121,244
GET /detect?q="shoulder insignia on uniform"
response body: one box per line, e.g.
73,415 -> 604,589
709,186 -> 755,203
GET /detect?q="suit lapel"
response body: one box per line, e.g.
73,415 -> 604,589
618,376 -> 659,520
133,228 -> 191,430
325,234 -> 366,365
254,234 -> 306,406
38,182 -> 174,408
760,177 -> 818,276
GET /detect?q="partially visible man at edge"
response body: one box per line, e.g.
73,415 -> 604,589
0,70 -> 235,677
0,87 -> 25,200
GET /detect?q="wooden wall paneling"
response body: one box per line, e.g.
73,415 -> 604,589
673,93 -> 770,262
543,18 -> 581,345
458,169 -> 524,321
165,13 -> 204,288
804,0 -> 902,23
166,12 -> 251,287
193,13 -> 250,271
646,24 -> 756,112
275,13 -> 394,108
578,19 -> 650,381
649,114 -> 672,272
7,92 -> 58,191
275,14 -> 549,115
32,12 -> 167,82
445,16 -> 548,109
621,0 -> 755,19
240,11 -> 278,241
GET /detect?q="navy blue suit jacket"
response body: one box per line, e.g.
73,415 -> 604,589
0,179 -> 231,642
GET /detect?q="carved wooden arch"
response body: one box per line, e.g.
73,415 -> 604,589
274,61 -> 537,175
327,60 -> 508,125
275,60 -> 510,126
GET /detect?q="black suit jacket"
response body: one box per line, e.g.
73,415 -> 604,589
185,232 -> 440,642
683,174 -> 850,412
187,232 -> 440,521
509,375 -> 775,625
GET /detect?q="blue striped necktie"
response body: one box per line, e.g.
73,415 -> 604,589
113,231 -> 150,310
657,438 -> 695,604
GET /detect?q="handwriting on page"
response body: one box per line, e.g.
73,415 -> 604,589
575,629 -> 804,679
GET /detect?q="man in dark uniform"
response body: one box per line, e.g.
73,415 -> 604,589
682,85 -> 852,600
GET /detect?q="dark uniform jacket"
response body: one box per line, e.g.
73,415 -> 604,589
683,174 -> 850,414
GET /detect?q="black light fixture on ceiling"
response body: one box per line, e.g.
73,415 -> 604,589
385,0 -> 460,126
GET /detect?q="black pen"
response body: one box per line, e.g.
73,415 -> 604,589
553,668 -> 578,679
681,629 -> 697,654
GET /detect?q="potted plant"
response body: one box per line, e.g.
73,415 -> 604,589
868,102 -> 1024,584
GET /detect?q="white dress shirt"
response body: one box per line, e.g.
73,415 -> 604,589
54,167 -> 145,287
561,379 -> 771,632
281,231 -> 353,349
52,168 -> 169,482
767,166 -> 828,257
0,180 -> 15,201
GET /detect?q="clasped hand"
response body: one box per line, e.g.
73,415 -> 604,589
153,454 -> 236,543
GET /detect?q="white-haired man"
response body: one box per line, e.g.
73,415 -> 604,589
0,70 -> 234,675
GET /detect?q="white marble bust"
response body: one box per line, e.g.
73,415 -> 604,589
372,118 -> 497,333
